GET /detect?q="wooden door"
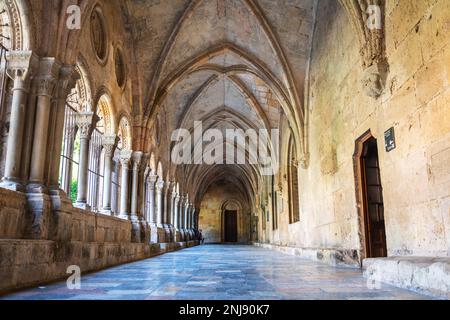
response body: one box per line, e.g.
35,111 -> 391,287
361,138 -> 387,258
224,210 -> 238,243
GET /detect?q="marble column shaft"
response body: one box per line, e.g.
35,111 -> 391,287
75,112 -> 97,207
29,58 -> 60,188
102,135 -> 118,212
48,66 -> 79,190
131,152 -> 143,219
156,179 -> 164,227
2,51 -> 37,188
119,150 -> 132,218
147,174 -> 158,224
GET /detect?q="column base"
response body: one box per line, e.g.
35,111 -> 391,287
25,192 -> 53,240
49,189 -> 73,211
131,220 -> 142,243
150,224 -> 166,243
0,179 -> 25,192
74,202 -> 91,211
26,183 -> 49,194
175,229 -> 183,242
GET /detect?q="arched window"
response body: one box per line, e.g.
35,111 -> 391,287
288,135 -> 300,224
0,3 -> 13,177
59,69 -> 87,201
90,7 -> 108,62
86,96 -> 112,212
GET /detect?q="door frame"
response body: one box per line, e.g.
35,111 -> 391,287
353,130 -> 383,264
221,200 -> 241,243
223,210 -> 238,243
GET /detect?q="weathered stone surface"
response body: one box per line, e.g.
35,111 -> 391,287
363,257 -> 450,299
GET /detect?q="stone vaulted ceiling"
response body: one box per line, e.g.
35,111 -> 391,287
124,0 -> 316,205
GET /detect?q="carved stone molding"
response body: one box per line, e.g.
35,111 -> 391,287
147,173 -> 158,189
155,178 -> 165,194
102,134 -> 119,157
119,149 -> 133,167
35,58 -> 61,97
5,50 -> 38,85
339,0 -> 388,98
4,0 -> 24,50
132,151 -> 143,171
76,112 -> 99,139
56,65 -> 79,101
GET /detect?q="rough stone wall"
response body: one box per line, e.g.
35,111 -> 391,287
199,183 -> 251,244
265,0 -> 450,259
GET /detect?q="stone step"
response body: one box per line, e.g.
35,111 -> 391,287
363,257 -> 450,299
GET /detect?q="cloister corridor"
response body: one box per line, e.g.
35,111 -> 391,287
1,245 -> 430,300
0,0 -> 449,302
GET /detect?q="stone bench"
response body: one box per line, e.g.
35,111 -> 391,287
363,257 -> 450,299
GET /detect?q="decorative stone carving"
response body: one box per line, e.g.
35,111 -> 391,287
102,134 -> 119,157
76,112 -> 99,139
56,65 -> 79,101
6,50 -> 38,86
35,57 -> 61,97
3,0 -> 24,50
339,0 -> 388,98
155,178 -> 165,193
119,149 -> 133,167
361,62 -> 388,98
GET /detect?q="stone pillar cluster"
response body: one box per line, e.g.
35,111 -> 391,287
0,51 -> 200,246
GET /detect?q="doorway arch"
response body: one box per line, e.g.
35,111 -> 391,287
353,130 -> 388,263
221,200 -> 242,243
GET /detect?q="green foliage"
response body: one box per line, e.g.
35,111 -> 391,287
70,180 -> 78,203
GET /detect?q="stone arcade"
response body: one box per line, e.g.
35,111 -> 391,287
0,0 -> 449,299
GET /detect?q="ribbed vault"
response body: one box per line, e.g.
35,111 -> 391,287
123,0 -> 316,216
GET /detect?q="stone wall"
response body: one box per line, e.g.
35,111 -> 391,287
199,183 -> 252,244
262,0 -> 450,260
0,189 -> 198,294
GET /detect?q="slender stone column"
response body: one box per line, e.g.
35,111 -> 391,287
184,198 -> 190,230
169,186 -> 176,226
28,58 -> 60,192
173,193 -> 180,229
147,173 -> 158,224
192,208 -> 197,230
156,178 -> 164,227
186,204 -> 191,229
138,155 -> 150,218
101,135 -> 118,213
1,51 -> 38,190
74,112 -> 98,209
48,65 -> 79,191
131,152 -> 143,218
119,150 -> 132,218
163,181 -> 172,225
179,196 -> 185,229
191,205 -> 197,230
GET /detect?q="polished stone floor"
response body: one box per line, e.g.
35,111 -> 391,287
1,245 -> 431,300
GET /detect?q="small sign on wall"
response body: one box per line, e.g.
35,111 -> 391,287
384,127 -> 396,152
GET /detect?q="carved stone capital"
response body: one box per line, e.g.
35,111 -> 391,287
102,134 -> 119,157
155,179 -> 165,193
120,149 -> 133,167
36,57 -> 61,97
339,0 -> 388,98
132,151 -> 144,171
56,65 -> 80,100
300,152 -> 310,170
147,173 -> 158,189
36,76 -> 57,97
76,112 -> 99,139
6,50 -> 39,87
361,62 -> 388,98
